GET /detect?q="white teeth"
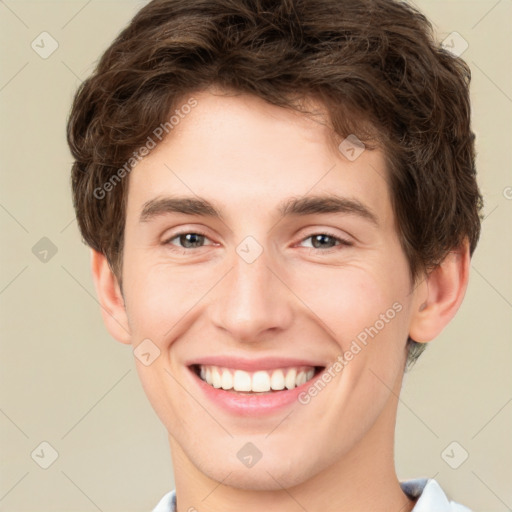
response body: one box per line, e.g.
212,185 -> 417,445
285,368 -> 297,390
198,365 -> 317,392
270,369 -> 285,390
233,370 -> 252,391
211,367 -> 222,388
296,371 -> 306,387
221,369 -> 233,390
252,371 -> 271,392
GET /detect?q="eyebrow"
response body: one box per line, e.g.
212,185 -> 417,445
139,194 -> 378,226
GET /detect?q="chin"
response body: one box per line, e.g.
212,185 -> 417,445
194,449 -> 322,491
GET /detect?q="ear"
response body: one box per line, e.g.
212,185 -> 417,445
90,249 -> 131,344
408,239 -> 470,343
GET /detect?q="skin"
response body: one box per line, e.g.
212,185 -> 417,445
92,89 -> 470,512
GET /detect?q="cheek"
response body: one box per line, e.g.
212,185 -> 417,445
289,264 -> 405,347
122,260 -> 180,340
122,257 -> 219,341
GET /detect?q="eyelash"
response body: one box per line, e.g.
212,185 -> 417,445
163,230 -> 353,253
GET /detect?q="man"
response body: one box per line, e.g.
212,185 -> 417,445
67,0 -> 482,510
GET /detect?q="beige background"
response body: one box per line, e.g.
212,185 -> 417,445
0,0 -> 511,510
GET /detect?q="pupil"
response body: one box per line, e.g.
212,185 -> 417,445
182,233 -> 203,248
312,234 -> 334,249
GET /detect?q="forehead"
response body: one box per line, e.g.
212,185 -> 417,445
126,91 -> 393,226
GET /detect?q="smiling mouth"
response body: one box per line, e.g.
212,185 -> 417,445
191,364 -> 324,393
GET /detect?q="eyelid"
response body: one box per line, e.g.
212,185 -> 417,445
295,224 -> 354,242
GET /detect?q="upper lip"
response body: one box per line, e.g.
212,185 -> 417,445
186,355 -> 325,372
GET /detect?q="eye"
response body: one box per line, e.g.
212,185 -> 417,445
162,230 -> 352,253
298,232 -> 353,252
164,231 -> 214,250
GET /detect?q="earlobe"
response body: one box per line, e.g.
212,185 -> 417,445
408,240 -> 470,343
90,249 -> 132,345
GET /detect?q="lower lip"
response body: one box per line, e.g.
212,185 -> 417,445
189,367 -> 321,416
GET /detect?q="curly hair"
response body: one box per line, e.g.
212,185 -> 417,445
66,0 -> 483,368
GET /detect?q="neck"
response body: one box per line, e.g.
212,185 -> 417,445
169,376 -> 416,512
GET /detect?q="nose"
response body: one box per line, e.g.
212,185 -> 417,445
209,243 -> 294,343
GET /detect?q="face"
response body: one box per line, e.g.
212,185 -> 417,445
119,90 -> 420,490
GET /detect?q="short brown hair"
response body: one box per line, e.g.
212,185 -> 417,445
66,0 -> 483,367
